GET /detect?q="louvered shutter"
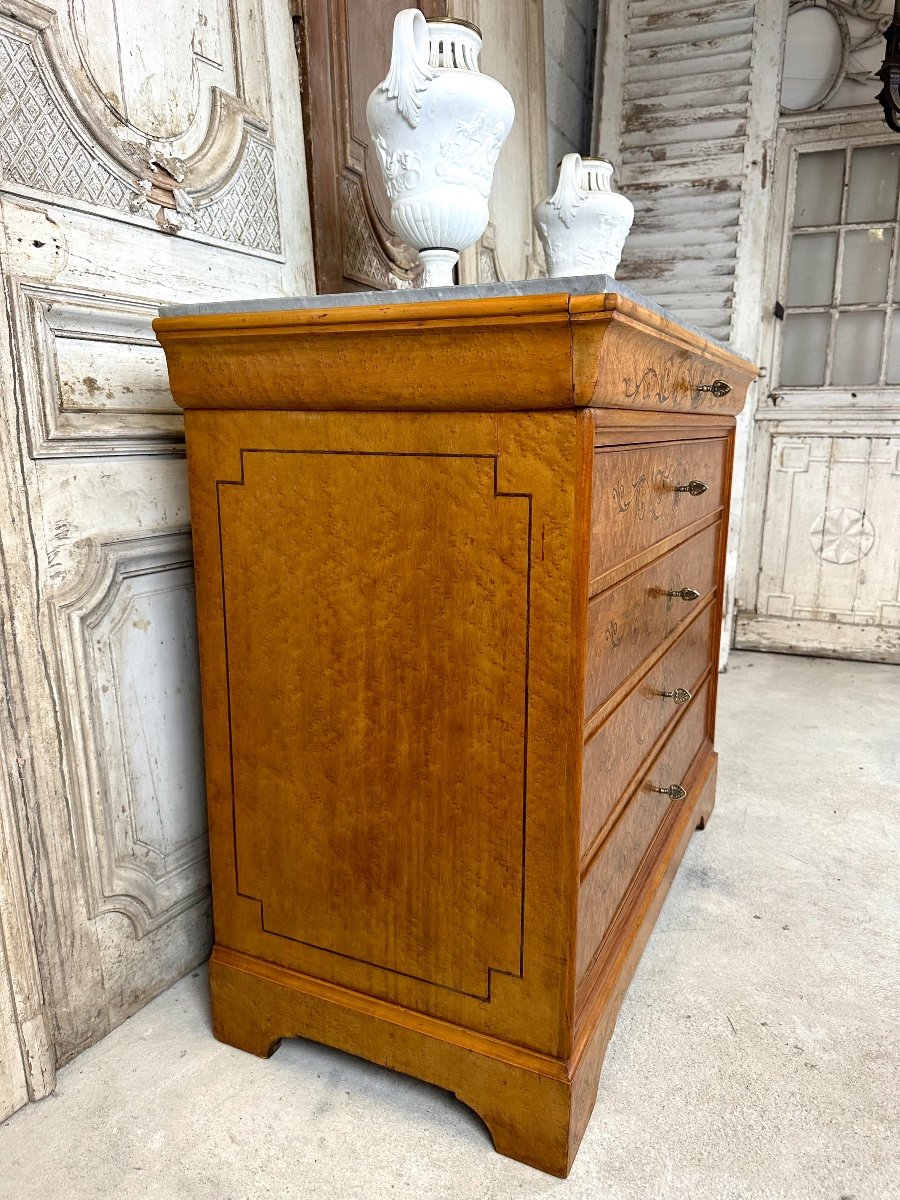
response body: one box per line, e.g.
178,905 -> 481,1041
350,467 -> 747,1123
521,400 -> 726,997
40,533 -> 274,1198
610,0 -> 756,341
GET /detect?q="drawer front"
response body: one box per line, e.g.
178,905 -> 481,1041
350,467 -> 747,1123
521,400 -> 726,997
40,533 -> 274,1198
585,522 -> 720,718
590,438 -> 727,583
576,679 -> 711,985
581,601 -> 715,856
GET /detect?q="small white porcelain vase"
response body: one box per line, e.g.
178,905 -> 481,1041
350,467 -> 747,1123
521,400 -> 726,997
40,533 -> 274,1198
533,154 -> 635,279
366,10 -> 515,288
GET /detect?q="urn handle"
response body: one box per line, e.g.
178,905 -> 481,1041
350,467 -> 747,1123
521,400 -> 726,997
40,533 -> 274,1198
548,152 -> 587,229
381,9 -> 437,130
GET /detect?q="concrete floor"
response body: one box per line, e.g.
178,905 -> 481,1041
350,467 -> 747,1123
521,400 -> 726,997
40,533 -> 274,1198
2,651 -> 898,1200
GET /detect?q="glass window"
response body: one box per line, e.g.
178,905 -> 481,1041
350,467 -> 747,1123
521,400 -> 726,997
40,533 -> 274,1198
885,314 -> 900,383
781,8 -> 844,111
780,140 -> 900,387
786,232 -> 838,306
780,313 -> 829,386
832,312 -> 884,385
793,150 -> 843,227
841,228 -> 893,305
847,146 -> 900,223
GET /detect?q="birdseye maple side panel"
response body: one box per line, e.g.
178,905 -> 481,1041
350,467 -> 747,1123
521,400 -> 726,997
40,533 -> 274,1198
220,448 -> 528,998
183,407 -> 592,1057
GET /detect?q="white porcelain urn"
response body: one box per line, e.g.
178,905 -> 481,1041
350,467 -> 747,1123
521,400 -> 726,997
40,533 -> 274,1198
366,10 -> 515,288
533,154 -> 635,279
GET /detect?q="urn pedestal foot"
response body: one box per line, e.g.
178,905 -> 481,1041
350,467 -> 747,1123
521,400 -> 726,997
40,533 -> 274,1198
419,248 -> 459,288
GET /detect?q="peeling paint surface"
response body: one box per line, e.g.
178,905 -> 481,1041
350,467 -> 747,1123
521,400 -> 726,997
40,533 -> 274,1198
609,0 -> 756,342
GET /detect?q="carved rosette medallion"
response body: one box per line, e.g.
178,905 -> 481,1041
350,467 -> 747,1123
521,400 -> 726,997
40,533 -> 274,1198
809,507 -> 876,563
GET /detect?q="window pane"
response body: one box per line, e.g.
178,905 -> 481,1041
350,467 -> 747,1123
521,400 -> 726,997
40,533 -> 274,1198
786,232 -> 838,306
780,313 -> 829,386
847,145 -> 900,223
841,228 -> 893,304
832,311 -> 884,385
793,150 -> 843,227
886,314 -> 900,383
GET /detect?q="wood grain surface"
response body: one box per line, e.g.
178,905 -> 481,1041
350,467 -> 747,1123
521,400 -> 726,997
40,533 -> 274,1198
581,601 -> 716,858
585,522 -> 721,717
160,288 -> 753,1176
590,437 -> 727,583
576,680 -> 711,986
184,407 -> 592,1058
153,291 -> 756,414
221,448 -> 529,997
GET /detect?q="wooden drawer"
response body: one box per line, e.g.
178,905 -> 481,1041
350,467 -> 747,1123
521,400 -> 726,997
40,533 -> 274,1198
585,522 -> 720,719
590,438 -> 727,584
576,679 -> 711,986
581,601 -> 715,858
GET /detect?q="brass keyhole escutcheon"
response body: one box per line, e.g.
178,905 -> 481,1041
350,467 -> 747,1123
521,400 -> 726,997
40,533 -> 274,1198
651,783 -> 687,800
697,379 -> 732,398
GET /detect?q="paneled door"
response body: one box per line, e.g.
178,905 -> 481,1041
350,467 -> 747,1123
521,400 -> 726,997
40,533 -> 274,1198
736,119 -> 900,662
0,0 -> 314,1115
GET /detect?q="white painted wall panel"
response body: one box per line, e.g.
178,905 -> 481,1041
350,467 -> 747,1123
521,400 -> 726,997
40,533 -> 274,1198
0,0 -> 315,1115
543,0 -> 597,185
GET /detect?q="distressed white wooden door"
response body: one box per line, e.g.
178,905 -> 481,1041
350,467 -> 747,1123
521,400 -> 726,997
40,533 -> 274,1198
736,117 -> 900,661
0,0 -> 314,1114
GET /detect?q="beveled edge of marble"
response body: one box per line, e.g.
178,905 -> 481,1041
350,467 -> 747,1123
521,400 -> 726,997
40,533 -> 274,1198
158,274 -> 746,362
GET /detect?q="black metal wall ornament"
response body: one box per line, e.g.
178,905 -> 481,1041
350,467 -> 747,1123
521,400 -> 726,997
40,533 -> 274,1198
876,0 -> 900,130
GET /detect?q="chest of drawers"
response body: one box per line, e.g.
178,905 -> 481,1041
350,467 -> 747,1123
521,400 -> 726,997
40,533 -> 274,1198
155,285 -> 754,1177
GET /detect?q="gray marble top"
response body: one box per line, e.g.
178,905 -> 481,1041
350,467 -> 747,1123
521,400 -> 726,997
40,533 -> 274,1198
159,274 -> 739,357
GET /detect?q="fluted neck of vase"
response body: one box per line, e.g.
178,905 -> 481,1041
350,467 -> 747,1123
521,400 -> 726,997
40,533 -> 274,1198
426,19 -> 482,71
578,158 -> 615,193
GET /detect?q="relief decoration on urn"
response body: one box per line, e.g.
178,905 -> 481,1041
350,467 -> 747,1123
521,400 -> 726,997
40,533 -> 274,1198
534,153 -> 635,279
367,9 -> 515,288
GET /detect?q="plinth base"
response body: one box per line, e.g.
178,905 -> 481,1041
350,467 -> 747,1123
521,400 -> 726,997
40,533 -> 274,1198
208,754 -> 717,1177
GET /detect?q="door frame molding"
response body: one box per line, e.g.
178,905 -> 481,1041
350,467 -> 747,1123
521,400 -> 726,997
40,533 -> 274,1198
0,245 -> 57,1116
294,0 -> 445,294
0,0 -> 313,1092
0,738 -> 56,1114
